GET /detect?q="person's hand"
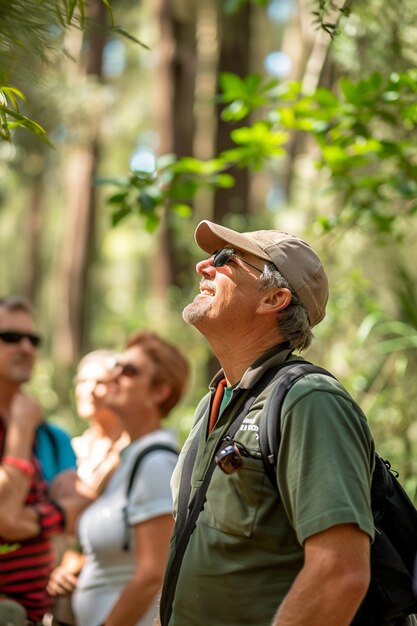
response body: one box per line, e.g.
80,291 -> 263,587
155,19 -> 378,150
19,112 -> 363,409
4,394 -> 43,460
9,393 -> 43,431
47,565 -> 79,596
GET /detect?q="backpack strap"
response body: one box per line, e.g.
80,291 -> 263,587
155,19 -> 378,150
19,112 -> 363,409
122,442 -> 178,551
258,361 -> 337,489
175,399 -> 211,537
159,360 -> 293,626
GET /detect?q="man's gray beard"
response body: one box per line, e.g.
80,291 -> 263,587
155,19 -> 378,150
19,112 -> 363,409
182,299 -> 210,326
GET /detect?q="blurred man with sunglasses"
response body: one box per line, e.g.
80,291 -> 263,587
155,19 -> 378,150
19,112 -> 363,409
159,221 -> 375,626
0,296 -> 87,625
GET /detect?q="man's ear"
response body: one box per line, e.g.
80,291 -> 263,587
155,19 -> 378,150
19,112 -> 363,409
256,288 -> 292,316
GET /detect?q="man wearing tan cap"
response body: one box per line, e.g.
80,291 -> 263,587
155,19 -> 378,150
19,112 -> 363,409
159,220 -> 375,626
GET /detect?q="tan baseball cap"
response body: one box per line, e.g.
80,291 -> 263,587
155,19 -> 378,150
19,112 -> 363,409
195,220 -> 328,327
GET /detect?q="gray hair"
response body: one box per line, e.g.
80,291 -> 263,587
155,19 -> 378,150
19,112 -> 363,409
0,295 -> 33,316
258,263 -> 313,352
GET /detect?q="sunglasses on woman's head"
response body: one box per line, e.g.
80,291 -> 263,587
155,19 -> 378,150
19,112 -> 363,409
0,330 -> 42,348
211,248 -> 263,273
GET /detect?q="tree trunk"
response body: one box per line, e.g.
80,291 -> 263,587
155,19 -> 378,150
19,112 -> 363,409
54,0 -> 107,368
203,2 -> 253,379
22,173 -> 44,305
151,0 -> 197,298
213,2 -> 252,225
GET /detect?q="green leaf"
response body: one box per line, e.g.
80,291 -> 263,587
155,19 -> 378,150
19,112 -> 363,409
321,145 -> 349,164
212,173 -> 235,188
350,138 -> 382,156
367,72 -> 383,91
219,73 -> 246,100
101,0 -> 114,27
0,86 -> 26,110
222,100 -> 250,122
170,157 -> 205,175
143,213 -> 160,233
0,111 -> 11,141
129,175 -> 153,189
230,121 -> 287,149
169,178 -> 199,200
111,205 -> 131,226
313,88 -> 339,107
340,77 -> 361,104
112,27 -> 149,49
382,91 -> 400,103
67,0 -> 79,23
172,203 -> 193,218
138,191 -> 159,213
0,105 -> 49,142
108,192 -> 129,204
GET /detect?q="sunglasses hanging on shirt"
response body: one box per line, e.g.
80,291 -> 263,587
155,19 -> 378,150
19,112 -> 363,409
215,438 -> 252,475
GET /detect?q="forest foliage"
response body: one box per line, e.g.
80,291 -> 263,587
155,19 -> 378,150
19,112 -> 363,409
105,69 -> 417,235
1,0 -> 417,498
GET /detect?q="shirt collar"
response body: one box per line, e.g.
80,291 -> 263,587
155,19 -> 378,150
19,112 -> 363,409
209,341 -> 292,391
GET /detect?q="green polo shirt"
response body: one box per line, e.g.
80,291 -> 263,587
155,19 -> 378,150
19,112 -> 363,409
167,349 -> 375,626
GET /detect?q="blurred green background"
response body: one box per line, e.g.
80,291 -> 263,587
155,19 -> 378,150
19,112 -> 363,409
1,0 -> 417,498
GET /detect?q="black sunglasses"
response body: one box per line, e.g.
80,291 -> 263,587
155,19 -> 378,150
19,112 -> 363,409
114,362 -> 141,378
215,439 -> 251,475
0,330 -> 42,348
212,248 -> 263,273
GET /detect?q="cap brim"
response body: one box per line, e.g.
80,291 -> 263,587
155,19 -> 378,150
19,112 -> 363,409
195,220 -> 270,261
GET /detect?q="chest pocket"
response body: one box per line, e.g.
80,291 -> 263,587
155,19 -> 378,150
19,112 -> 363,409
202,452 -> 268,538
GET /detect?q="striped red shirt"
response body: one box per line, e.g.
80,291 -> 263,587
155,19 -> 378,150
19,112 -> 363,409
0,418 -> 66,622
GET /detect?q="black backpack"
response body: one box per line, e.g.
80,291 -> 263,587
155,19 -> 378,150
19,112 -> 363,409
259,360 -> 417,626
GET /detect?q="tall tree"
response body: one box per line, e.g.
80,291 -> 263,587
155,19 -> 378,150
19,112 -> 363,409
54,0 -> 108,368
151,0 -> 198,298
213,1 -> 252,224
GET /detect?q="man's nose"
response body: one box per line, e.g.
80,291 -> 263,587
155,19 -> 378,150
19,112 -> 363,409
196,257 -> 216,277
19,337 -> 36,352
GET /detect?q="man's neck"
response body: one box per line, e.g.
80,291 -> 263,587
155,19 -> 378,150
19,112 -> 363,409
207,328 -> 286,386
0,381 -> 19,421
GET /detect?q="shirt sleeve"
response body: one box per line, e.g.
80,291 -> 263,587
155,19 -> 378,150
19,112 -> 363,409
35,422 -> 77,483
127,450 -> 177,526
277,377 -> 375,545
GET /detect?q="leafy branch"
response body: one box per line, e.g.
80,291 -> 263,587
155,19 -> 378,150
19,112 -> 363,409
0,86 -> 48,142
105,69 -> 417,235
0,0 -> 146,142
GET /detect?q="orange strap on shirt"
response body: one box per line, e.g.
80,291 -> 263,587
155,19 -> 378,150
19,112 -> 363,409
208,378 -> 227,434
